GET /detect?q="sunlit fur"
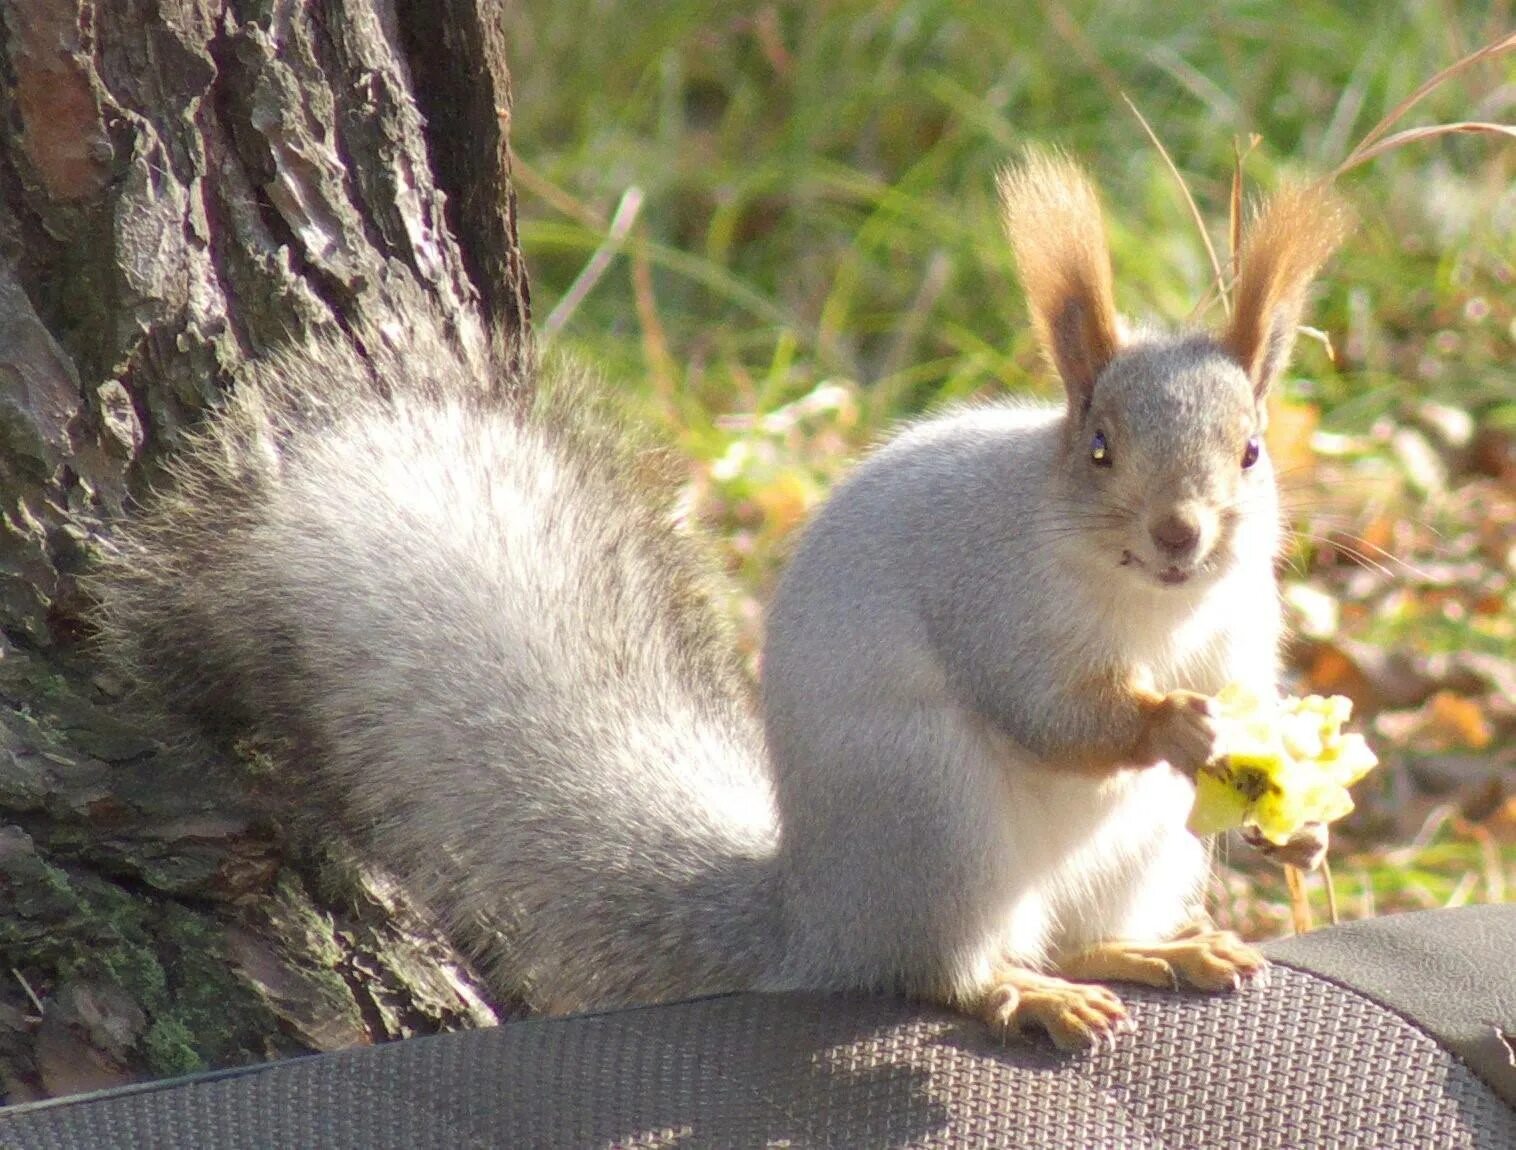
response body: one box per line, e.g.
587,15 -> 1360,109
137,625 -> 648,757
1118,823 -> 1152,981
764,155 -> 1339,1004
764,400 -> 1266,1001
1060,333 -> 1278,592
1225,181 -> 1352,395
94,152 -> 1343,1018
94,326 -> 782,1012
999,151 -> 1122,404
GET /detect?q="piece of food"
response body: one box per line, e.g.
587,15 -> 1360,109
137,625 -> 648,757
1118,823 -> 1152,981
1186,685 -> 1379,845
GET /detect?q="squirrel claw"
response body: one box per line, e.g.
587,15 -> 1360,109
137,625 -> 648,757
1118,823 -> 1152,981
978,966 -> 1133,1052
1059,930 -> 1266,994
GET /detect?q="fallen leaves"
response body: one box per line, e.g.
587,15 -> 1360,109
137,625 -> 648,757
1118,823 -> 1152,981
1216,393 -> 1516,935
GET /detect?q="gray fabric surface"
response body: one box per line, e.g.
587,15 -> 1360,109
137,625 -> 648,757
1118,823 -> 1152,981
1265,904 -> 1516,1110
3,956 -> 1513,1149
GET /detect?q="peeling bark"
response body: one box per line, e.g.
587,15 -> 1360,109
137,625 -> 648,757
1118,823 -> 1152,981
0,0 -> 527,1098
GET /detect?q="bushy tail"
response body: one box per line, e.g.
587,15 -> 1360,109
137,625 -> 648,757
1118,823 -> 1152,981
93,319 -> 782,1011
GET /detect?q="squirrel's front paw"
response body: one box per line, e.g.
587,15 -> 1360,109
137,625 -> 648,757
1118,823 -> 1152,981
977,965 -> 1135,1052
1140,689 -> 1222,776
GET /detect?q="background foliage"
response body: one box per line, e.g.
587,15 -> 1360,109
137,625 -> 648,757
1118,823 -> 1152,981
504,2 -> 1515,935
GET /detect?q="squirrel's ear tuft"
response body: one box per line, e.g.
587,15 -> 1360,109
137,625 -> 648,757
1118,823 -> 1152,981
1223,181 -> 1349,401
999,150 -> 1121,413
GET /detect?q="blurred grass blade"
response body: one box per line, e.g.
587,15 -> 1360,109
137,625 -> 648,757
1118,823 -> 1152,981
1337,30 -> 1516,171
527,219 -> 795,330
1230,148 -> 1244,286
631,244 -> 676,406
1296,325 -> 1337,365
1121,91 -> 1228,313
513,155 -> 605,229
1229,134 -> 1260,283
1321,858 -> 1339,925
1336,122 -> 1516,174
543,187 -> 643,337
1284,864 -> 1313,934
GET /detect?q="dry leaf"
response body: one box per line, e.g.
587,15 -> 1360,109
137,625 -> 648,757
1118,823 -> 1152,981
1485,795 -> 1516,846
1267,397 -> 1320,481
1297,638 -> 1437,711
751,470 -> 816,537
1426,690 -> 1494,750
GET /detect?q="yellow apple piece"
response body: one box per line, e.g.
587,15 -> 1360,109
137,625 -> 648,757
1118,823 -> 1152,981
1186,685 -> 1379,845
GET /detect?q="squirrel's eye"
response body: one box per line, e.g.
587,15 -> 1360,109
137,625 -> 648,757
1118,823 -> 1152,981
1241,435 -> 1261,470
1091,430 -> 1111,467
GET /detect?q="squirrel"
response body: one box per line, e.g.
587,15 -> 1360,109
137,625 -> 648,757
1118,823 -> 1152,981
93,151 -> 1347,1051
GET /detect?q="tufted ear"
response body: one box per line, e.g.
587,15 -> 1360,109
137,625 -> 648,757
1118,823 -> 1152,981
999,150 -> 1121,414
1223,181 -> 1350,401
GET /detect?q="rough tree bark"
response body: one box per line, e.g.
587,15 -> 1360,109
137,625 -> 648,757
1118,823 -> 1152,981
0,0 -> 530,1100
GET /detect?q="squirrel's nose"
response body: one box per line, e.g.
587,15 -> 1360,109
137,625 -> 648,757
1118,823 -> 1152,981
1150,513 -> 1201,560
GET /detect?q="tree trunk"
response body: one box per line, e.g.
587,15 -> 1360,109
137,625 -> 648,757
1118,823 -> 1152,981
0,0 -> 529,1100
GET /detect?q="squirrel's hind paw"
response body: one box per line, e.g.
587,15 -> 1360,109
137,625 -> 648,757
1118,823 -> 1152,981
976,966 -> 1135,1052
1243,822 -> 1330,872
1059,930 -> 1267,993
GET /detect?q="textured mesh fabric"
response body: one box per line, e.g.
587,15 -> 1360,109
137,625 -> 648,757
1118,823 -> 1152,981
2,965 -> 1512,1149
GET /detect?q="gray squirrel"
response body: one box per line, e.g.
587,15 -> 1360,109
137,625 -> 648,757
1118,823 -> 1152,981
95,152 -> 1346,1051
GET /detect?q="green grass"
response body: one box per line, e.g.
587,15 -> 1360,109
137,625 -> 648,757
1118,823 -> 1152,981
510,2 -> 1510,569
512,3 -> 1509,409
504,1 -> 1515,931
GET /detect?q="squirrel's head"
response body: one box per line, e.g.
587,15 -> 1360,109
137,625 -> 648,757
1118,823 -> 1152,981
998,150 -> 1348,592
